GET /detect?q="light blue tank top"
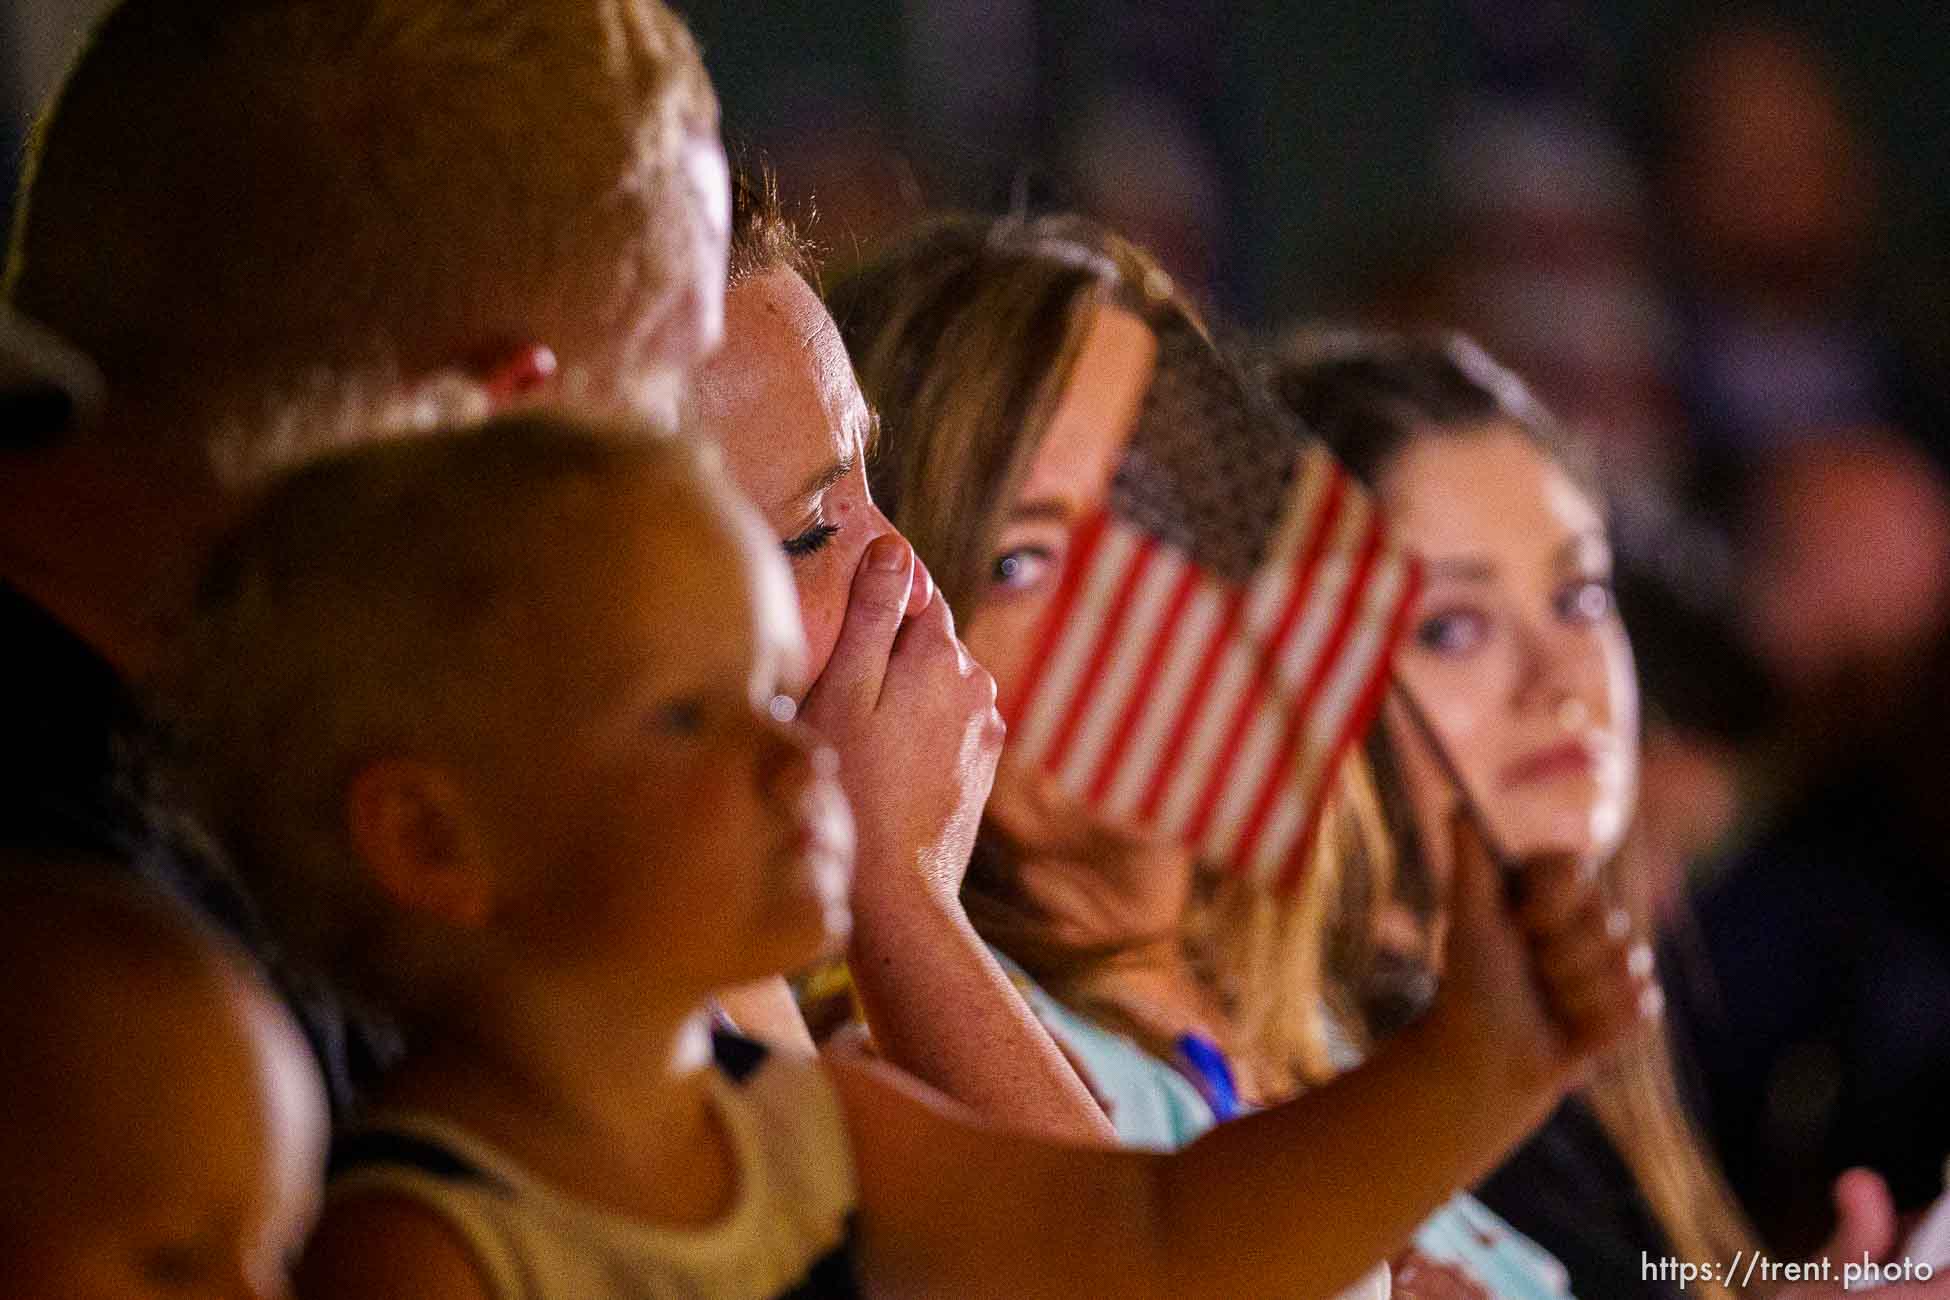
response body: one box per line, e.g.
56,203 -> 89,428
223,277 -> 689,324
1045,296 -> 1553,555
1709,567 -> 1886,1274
1003,956 -> 1574,1298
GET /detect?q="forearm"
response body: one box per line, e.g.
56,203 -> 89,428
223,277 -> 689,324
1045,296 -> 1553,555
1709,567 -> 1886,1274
1143,1010 -> 1561,1299
839,1014 -> 1557,1300
847,875 -> 1115,1144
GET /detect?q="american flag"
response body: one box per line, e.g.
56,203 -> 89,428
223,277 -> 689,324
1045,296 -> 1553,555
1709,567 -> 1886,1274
1000,316 -> 1420,895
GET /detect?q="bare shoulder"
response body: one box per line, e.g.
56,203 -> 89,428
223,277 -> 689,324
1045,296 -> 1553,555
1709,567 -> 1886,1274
297,1194 -> 496,1300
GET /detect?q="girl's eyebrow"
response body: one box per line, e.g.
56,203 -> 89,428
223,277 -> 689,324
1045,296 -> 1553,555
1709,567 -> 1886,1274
1554,530 -> 1611,568
1007,497 -> 1074,525
1424,555 -> 1496,583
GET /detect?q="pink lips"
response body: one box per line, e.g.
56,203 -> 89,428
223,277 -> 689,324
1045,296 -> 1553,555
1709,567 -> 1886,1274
1500,739 -> 1596,788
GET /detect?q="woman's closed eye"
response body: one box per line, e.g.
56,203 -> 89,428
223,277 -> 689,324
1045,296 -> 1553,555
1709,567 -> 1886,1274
781,520 -> 839,559
1414,604 -> 1492,656
991,544 -> 1059,594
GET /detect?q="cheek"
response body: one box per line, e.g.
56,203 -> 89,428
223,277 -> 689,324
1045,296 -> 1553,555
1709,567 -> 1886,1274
793,500 -> 895,688
785,550 -> 851,686
1395,649 -> 1512,783
962,594 -> 1048,718
1597,627 -> 1640,739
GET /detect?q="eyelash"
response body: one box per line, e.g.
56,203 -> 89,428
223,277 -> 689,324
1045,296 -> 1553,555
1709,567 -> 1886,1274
1413,575 -> 1615,656
781,522 -> 839,558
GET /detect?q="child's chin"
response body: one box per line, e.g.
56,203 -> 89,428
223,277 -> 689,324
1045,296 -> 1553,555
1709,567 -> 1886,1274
772,889 -> 852,971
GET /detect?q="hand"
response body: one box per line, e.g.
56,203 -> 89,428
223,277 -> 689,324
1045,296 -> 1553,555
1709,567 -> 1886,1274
1424,812 -> 1660,1102
1774,1170 -> 1950,1299
1391,1249 -> 1492,1300
798,534 -> 1005,906
1825,1168 -> 1901,1267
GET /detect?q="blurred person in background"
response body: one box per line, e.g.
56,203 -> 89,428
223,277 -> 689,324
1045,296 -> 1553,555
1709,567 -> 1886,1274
1669,432 -> 1950,1255
1647,15 -> 1950,501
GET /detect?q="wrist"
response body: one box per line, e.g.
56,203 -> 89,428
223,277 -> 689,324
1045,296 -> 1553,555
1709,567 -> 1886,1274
1411,992 -> 1567,1115
847,831 -> 965,913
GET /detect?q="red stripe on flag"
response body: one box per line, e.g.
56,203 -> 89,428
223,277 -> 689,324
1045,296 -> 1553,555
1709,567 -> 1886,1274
1180,471 -> 1350,847
1040,532 -> 1160,775
1000,509 -> 1111,729
1083,562 -> 1202,804
1233,517 -> 1387,872
1135,585 -> 1250,822
1273,553 -> 1423,895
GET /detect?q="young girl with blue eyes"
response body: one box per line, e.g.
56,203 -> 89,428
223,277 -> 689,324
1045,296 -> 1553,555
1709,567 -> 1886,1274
181,412 -> 1652,1299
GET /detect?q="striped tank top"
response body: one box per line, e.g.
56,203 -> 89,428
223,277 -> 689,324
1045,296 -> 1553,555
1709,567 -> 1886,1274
328,1032 -> 862,1299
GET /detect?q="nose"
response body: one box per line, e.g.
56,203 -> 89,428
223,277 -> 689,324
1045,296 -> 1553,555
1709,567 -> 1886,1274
858,496 -> 897,553
1513,614 -> 1600,727
1510,614 -> 1567,708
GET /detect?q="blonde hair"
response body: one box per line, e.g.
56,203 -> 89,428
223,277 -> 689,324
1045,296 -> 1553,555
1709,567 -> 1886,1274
831,212 -> 1175,615
1188,752 -> 1396,1092
1276,331 -> 1760,1299
172,412 -> 706,1024
834,214 -> 1365,1087
7,0 -> 716,452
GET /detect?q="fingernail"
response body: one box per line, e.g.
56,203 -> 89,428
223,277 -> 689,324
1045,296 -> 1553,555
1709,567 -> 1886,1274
1628,943 -> 1654,979
1639,986 -> 1665,1020
1606,908 -> 1631,941
866,535 -> 908,572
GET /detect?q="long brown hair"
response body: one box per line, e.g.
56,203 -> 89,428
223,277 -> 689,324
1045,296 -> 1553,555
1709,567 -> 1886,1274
1273,327 -> 1759,1300
829,215 -> 1357,1085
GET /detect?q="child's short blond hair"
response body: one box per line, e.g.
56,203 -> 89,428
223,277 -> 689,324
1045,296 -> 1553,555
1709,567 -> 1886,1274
6,0 -> 717,450
172,411 -> 710,1022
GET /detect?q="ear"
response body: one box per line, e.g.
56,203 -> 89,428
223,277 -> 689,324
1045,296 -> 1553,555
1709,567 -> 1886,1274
344,758 -> 497,928
471,342 -> 559,406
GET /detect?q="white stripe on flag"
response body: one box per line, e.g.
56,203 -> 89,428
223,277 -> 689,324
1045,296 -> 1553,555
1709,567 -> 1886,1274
1270,489 -> 1372,694
1014,524 -> 1143,763
1251,552 -> 1412,879
1266,445 -> 1338,569
1240,447 -> 1334,642
1099,579 -> 1228,820
1153,632 -> 1257,838
1057,546 -> 1189,791
1201,696 -> 1289,864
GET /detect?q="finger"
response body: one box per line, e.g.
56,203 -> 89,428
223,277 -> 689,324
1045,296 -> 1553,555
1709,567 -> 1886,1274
888,579 -> 962,675
805,534 -> 913,715
1532,900 -> 1637,987
1821,1168 -> 1898,1265
1560,969 -> 1663,1058
1545,940 -> 1653,1023
1447,810 -> 1507,932
907,555 -> 938,618
1516,854 -> 1600,936
1562,947 -> 1661,1038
